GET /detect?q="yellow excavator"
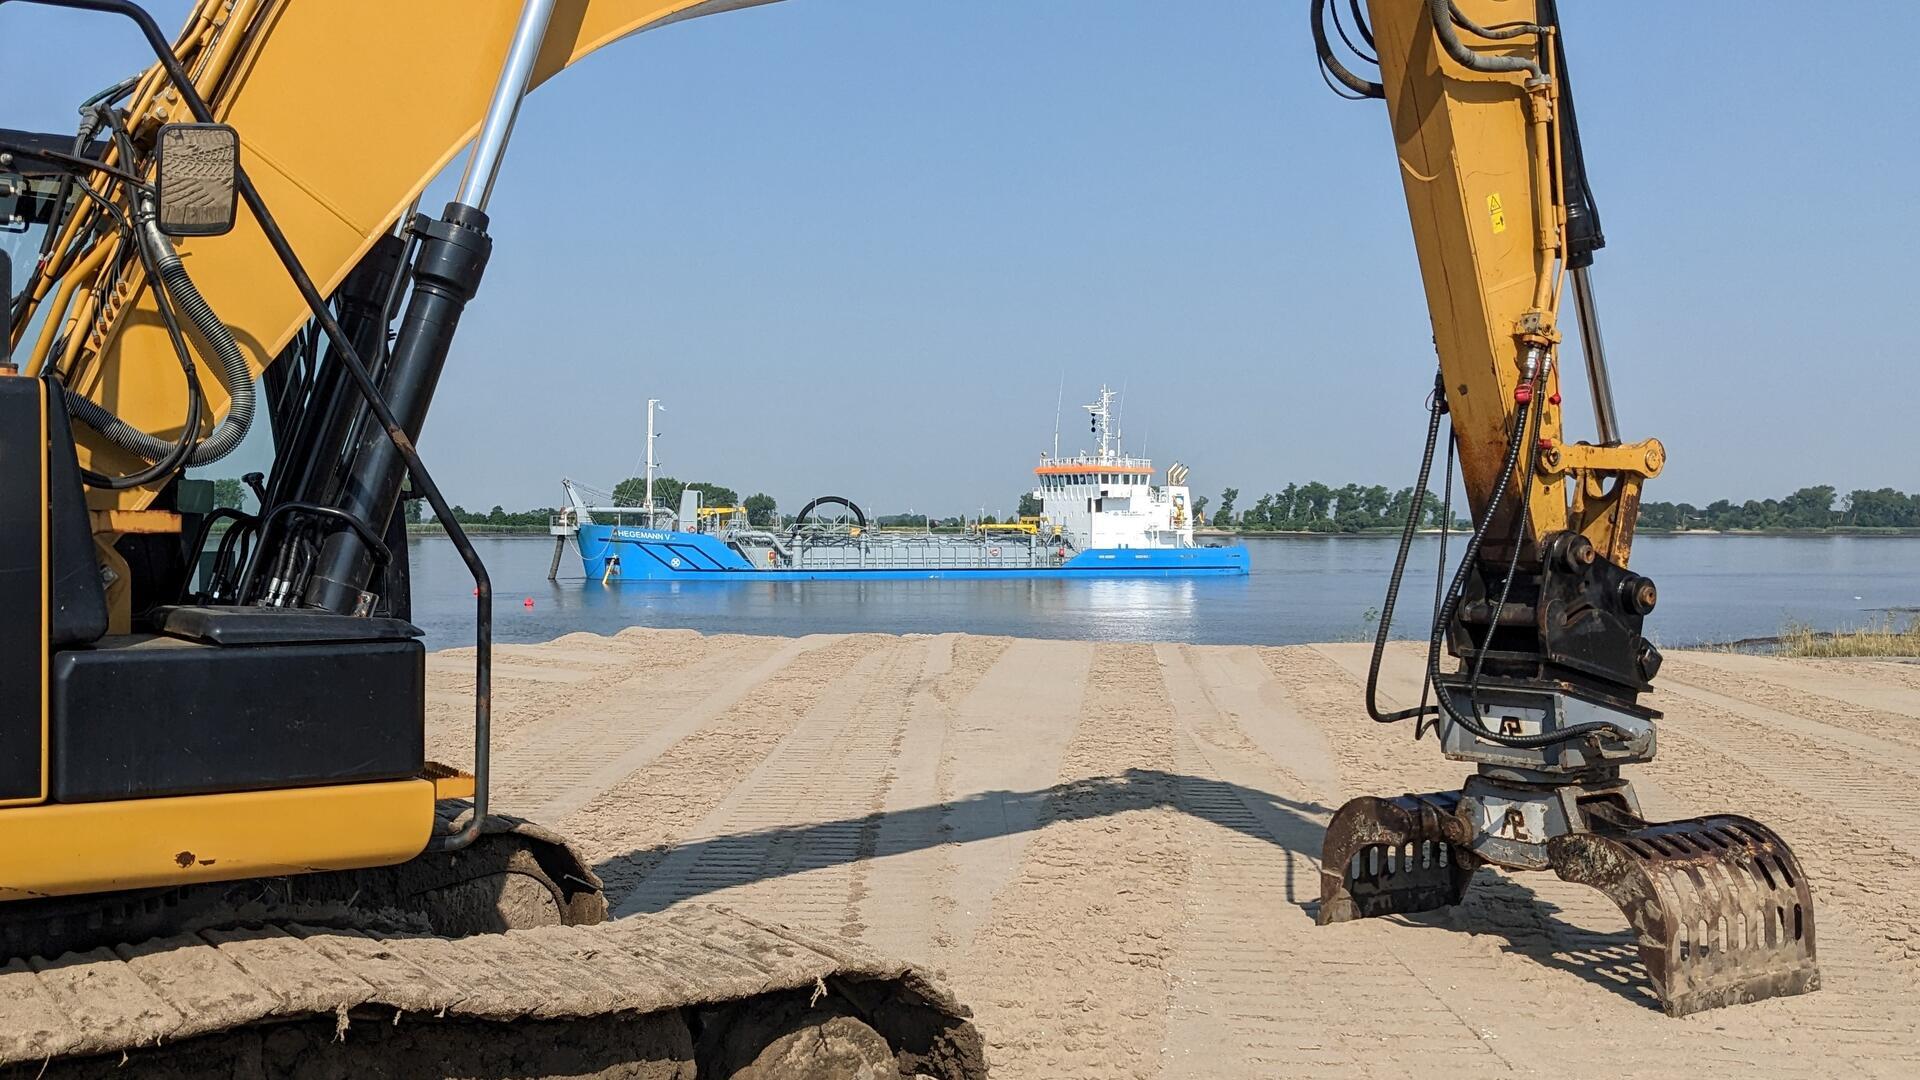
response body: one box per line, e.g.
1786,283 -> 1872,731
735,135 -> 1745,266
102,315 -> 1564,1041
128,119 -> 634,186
0,0 -> 1815,1073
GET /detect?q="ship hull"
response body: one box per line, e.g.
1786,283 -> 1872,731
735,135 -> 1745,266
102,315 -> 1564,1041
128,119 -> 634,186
574,525 -> 1248,581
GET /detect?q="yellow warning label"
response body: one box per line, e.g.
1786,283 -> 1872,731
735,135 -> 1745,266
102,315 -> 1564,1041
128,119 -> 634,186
1486,193 -> 1507,234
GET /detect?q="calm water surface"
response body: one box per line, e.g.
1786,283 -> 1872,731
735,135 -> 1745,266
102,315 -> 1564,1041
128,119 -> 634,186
406,535 -> 1920,652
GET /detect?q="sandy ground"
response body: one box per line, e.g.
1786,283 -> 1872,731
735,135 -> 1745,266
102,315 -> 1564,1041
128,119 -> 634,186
425,632 -> 1920,1079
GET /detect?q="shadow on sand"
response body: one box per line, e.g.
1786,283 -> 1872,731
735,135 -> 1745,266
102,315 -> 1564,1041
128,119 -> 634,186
592,767 -> 1656,1007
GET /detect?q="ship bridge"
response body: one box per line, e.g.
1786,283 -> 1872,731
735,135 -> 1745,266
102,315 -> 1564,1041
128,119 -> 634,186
1032,386 -> 1197,551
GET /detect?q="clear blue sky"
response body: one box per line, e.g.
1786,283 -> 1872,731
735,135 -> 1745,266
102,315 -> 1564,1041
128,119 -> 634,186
5,1 -> 1915,517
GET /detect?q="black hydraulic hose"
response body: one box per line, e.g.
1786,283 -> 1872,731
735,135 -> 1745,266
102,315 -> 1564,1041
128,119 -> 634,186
1365,373 -> 1447,724
177,506 -> 255,602
1415,434 -> 1457,741
1427,0 -> 1541,78
1312,0 -> 1384,99
1445,2 -> 1546,42
1331,0 -> 1377,64
1345,0 -> 1375,52
1424,384 -> 1630,750
1464,380 -> 1546,699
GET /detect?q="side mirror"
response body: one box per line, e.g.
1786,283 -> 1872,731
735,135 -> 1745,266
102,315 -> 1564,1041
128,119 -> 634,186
153,123 -> 239,238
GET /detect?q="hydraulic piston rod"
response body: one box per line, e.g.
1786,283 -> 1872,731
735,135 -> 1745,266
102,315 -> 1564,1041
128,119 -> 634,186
1571,265 -> 1620,446
455,0 -> 558,212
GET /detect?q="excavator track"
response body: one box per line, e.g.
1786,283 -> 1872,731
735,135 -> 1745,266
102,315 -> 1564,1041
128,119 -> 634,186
0,821 -> 984,1078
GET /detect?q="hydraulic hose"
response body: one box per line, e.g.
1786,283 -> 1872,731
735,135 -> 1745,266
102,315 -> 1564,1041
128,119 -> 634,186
65,199 -> 253,468
1311,0 -> 1384,99
1365,373 -> 1446,723
1464,377 -> 1546,697
1423,372 -> 1630,750
1427,0 -> 1541,78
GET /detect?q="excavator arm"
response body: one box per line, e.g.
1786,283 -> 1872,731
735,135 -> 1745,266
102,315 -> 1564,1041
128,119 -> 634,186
1313,0 -> 1818,1019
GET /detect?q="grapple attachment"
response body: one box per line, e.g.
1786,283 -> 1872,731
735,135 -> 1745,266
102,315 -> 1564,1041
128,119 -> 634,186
1316,791 -> 1478,925
1549,814 -> 1820,1017
1317,789 -> 1821,1017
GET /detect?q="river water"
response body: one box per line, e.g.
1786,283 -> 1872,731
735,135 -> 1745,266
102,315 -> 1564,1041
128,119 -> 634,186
405,534 -> 1920,652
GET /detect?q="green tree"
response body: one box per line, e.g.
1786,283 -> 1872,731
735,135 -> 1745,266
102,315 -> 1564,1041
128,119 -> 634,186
211,477 -> 246,510
685,482 -> 739,508
487,505 -> 507,525
1275,483 -> 1300,528
744,492 -> 777,526
1212,488 -> 1239,527
1245,494 -> 1274,529
1017,492 -> 1043,517
1779,486 -> 1837,528
406,498 -> 424,524
1192,495 -> 1210,521
613,475 -> 685,511
1299,482 -> 1334,522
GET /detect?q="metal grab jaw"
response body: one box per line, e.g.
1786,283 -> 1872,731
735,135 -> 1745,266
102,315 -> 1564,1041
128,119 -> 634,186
1319,681 -> 1821,1017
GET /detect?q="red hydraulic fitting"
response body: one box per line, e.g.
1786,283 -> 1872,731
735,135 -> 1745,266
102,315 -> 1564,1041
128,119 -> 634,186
1514,384 -> 1533,404
1548,392 -> 1562,405
1537,437 -> 1556,453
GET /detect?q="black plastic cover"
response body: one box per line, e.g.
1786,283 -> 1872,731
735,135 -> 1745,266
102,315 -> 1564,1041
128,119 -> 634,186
47,384 -> 108,647
155,605 -> 421,646
0,378 -> 43,801
50,634 -> 424,802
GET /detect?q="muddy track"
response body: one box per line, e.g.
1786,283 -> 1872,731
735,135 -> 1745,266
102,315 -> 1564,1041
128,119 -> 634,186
0,907 -> 982,1079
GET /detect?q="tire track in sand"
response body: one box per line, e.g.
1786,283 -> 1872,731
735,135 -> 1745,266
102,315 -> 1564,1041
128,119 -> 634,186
1156,643 -> 1362,1079
425,628 -> 743,768
856,634 -> 1025,969
955,643 -> 1185,1080
917,638 -> 1089,970
554,634 -> 891,905
610,635 -> 932,924
1661,652 -> 1920,752
492,633 -> 806,816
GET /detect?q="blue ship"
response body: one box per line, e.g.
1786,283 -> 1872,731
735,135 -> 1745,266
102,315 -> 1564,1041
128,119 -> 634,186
553,385 -> 1249,583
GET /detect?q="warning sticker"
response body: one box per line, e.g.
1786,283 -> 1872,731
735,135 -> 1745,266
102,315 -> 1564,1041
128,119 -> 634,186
1486,192 -> 1507,234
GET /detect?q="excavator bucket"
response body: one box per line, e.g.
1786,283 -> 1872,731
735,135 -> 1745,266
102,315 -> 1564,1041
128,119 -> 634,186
1549,814 -> 1820,1017
1317,791 -> 1478,925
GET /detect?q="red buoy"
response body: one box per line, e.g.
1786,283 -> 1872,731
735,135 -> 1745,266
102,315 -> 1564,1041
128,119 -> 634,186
523,597 -> 535,608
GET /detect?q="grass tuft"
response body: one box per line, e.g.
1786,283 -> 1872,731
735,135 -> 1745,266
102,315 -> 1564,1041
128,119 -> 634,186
1778,615 -> 1920,658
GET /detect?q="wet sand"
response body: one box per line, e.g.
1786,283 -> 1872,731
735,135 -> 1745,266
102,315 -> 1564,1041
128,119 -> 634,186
426,631 -> 1920,1079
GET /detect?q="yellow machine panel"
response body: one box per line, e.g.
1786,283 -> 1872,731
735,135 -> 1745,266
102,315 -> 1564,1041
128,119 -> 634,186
0,779 -> 434,901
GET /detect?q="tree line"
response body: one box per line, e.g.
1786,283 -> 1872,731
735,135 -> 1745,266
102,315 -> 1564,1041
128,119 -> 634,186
1198,483 -> 1467,533
1192,482 -> 1920,532
207,477 -> 1920,534
1636,486 -> 1920,530
607,476 -> 778,526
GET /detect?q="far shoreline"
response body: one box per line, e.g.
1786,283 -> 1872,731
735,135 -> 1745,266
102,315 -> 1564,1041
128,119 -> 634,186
1198,527 -> 1920,540
400,524 -> 1920,540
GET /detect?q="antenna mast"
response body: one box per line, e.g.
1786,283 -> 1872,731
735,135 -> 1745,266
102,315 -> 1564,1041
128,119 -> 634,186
1083,384 -> 1118,463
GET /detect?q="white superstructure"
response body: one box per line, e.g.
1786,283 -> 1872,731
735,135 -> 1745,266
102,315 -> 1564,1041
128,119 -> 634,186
1032,385 -> 1198,550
